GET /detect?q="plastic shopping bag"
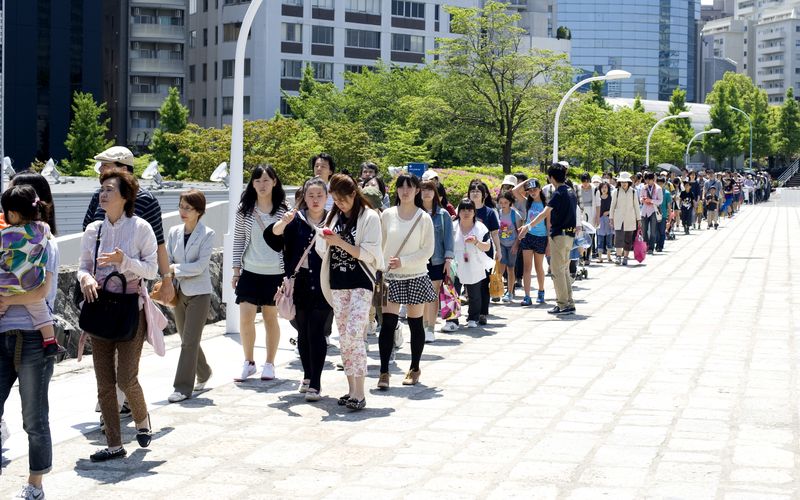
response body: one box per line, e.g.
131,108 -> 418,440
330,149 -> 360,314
439,276 -> 461,321
633,228 -> 647,263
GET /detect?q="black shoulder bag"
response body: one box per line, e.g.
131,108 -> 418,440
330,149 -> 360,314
78,225 -> 140,342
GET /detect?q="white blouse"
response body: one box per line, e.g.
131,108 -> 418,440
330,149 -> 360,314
78,215 -> 158,294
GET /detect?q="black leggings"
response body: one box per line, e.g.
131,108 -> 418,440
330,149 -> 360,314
479,275 -> 490,316
295,307 -> 330,391
379,313 -> 425,373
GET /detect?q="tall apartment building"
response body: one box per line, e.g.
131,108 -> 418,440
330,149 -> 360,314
700,0 -> 800,104
187,0 -> 565,126
553,0 -> 700,102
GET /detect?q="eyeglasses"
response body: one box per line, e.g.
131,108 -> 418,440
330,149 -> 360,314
178,205 -> 196,212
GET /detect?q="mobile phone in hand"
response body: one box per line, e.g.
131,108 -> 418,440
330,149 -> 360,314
322,228 -> 333,236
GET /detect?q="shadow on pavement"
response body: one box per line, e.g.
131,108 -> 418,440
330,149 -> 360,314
427,338 -> 463,346
558,314 -> 589,321
175,397 -> 216,409
267,393 -> 396,422
74,449 -> 165,484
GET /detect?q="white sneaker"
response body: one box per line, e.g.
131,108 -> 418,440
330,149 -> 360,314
425,327 -> 435,343
13,484 -> 44,500
441,322 -> 458,333
261,363 -> 275,381
234,361 -> 256,382
168,392 -> 188,403
466,320 -> 478,328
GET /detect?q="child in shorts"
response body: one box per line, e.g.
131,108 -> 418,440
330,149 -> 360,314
705,186 -> 719,230
496,192 -> 522,302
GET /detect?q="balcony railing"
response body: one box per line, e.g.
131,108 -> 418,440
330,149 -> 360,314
131,0 -> 186,7
130,57 -> 185,74
130,92 -> 170,108
130,23 -> 185,41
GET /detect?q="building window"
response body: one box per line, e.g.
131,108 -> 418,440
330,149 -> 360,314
222,58 -> 251,78
202,63 -> 207,81
312,61 -> 334,81
282,59 -> 303,78
346,0 -> 381,15
392,0 -> 424,18
203,28 -> 208,46
222,97 -> 233,115
280,97 -> 293,116
190,0 -> 197,14
189,65 -> 196,82
345,29 -> 381,48
392,33 -> 424,52
345,64 -> 374,73
202,98 -> 207,116
223,22 -> 250,42
215,26 -> 219,44
312,0 -> 334,7
224,0 -> 252,4
283,0 -> 303,5
214,61 -> 218,80
204,0 -> 208,11
312,25 -> 334,45
189,30 -> 197,48
188,99 -> 195,117
214,97 -> 217,116
282,23 -> 303,42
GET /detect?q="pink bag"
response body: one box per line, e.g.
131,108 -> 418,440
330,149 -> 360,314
439,276 -> 461,320
274,277 -> 295,320
633,228 -> 647,263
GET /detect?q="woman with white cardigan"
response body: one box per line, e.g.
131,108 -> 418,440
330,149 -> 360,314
165,189 -> 215,403
317,174 -> 383,411
609,172 -> 641,266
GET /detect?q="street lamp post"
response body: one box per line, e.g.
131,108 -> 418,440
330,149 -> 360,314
646,111 -> 692,167
730,105 -> 752,172
224,0 -> 263,334
685,128 -> 721,167
552,69 -> 631,163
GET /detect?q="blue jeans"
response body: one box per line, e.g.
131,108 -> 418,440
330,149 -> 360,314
656,217 -> 667,251
641,213 -> 658,251
0,330 -> 54,474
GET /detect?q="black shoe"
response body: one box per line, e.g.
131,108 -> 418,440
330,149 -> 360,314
478,315 -> 487,325
491,297 -> 500,303
556,306 -> 575,315
547,306 -> 562,315
346,398 -> 366,411
90,447 -> 126,462
136,414 -> 152,448
119,402 -> 131,417
337,394 -> 351,406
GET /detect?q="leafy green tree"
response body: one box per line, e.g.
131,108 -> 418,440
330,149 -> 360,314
64,91 -> 112,174
774,87 -> 800,164
561,102 -> 612,169
633,95 -> 645,113
665,88 -> 694,163
745,89 -> 772,161
704,85 -> 741,168
377,125 -> 431,167
150,87 -> 189,177
319,121 -> 375,173
434,0 -> 572,172
588,75 -> 610,110
300,63 -> 316,94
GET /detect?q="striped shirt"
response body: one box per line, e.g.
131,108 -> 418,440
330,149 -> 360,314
82,188 -> 165,245
232,205 -> 287,271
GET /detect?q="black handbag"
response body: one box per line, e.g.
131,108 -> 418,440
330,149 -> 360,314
79,271 -> 140,342
77,224 -> 140,342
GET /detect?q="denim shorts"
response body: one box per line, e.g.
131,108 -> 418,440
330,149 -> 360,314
520,234 -> 547,254
499,245 -> 517,268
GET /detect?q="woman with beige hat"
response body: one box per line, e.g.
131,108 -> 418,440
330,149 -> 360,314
609,172 -> 640,266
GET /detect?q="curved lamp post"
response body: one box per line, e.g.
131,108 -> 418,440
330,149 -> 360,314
730,105 -> 752,172
224,0 -> 263,334
552,69 -> 631,163
645,111 -> 692,167
685,128 -> 721,167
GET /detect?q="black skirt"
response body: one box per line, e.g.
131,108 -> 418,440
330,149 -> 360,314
235,270 -> 284,307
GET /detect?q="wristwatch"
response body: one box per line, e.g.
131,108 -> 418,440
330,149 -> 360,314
162,272 -> 175,279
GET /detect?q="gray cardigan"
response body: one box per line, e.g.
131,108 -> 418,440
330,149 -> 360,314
167,221 -> 216,296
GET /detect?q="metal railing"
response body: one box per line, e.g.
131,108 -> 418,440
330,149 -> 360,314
776,157 -> 800,186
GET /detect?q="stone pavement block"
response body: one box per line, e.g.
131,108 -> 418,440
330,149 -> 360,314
732,445 -> 795,468
645,481 -> 718,499
243,439 -> 324,466
566,486 -> 638,500
722,491 -> 793,500
729,467 -> 794,484
486,482 -> 559,500
508,460 -> 580,482
579,465 -> 650,488
592,445 -> 658,468
272,470 -> 343,496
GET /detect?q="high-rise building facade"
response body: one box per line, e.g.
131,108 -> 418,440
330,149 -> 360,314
5,0 -> 103,164
554,0 -> 700,102
186,0 -> 537,126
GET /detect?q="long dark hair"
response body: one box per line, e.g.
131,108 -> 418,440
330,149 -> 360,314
468,179 -> 495,208
326,173 -> 369,234
393,173 -> 423,208
238,164 -> 286,216
360,175 -> 386,197
436,183 -> 450,208
421,179 -> 441,214
10,171 -> 57,235
525,179 -> 546,211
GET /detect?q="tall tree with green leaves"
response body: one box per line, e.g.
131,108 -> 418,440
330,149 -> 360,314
665,88 -> 694,163
434,0 -> 571,172
64,91 -> 112,174
150,87 -> 190,177
774,87 -> 800,164
703,85 -> 741,168
744,88 -> 772,162
633,94 -> 645,113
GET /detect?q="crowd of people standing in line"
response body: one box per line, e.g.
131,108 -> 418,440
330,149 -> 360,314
0,142 -> 771,499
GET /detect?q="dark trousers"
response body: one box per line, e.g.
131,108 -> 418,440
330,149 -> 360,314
464,282 -> 483,321
656,217 -> 667,252
295,307 -> 330,392
0,329 -> 54,474
478,275 -> 490,316
173,291 -> 212,397
641,213 -> 658,250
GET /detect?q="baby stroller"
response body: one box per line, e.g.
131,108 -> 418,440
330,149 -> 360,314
570,230 -> 592,283
665,210 -> 677,240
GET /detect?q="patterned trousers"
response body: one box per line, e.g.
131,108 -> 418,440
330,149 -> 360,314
330,288 -> 373,377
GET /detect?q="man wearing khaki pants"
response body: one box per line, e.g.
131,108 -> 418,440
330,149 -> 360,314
518,162 -> 577,315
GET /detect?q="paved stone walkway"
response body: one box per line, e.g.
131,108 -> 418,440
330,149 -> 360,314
1,190 -> 799,499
